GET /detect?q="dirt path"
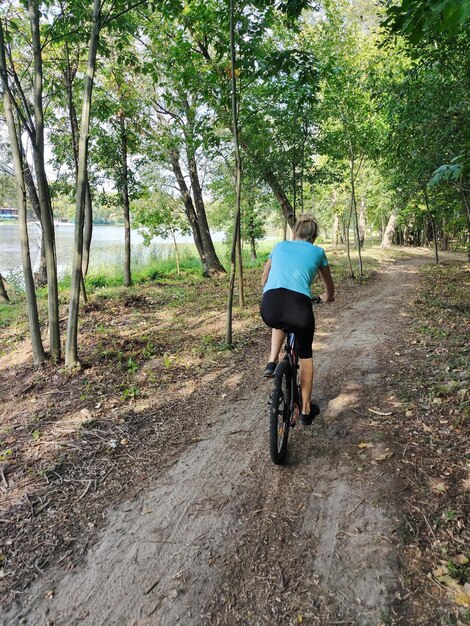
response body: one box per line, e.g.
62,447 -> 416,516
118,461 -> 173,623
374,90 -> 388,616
2,258 -> 424,626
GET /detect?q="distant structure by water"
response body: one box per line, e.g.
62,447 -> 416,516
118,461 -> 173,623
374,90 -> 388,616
0,207 -> 18,219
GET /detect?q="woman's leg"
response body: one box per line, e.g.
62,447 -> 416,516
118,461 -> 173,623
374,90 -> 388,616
299,357 -> 313,414
269,328 -> 285,363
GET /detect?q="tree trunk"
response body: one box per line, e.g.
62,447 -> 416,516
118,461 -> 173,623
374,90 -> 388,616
29,0 -> 60,360
238,134 -> 295,228
382,213 -> 397,248
332,214 -> 339,250
423,218 -> 432,247
65,0 -> 101,367
236,222 -> 244,309
3,88 -> 46,364
65,67 -> 87,302
263,168 -> 295,228
64,50 -> 93,283
171,229 -> 180,275
226,0 -> 243,344
423,189 -> 439,264
350,160 -> 363,276
119,112 -> 132,287
185,145 -> 225,276
346,201 -> 354,278
292,158 -> 297,216
249,236 -> 257,261
23,158 -> 47,286
440,216 -> 449,251
300,120 -> 306,213
0,273 -> 9,303
181,97 -> 226,276
283,216 -> 288,241
82,181 -> 93,278
169,150 -> 209,276
460,184 -> 470,260
247,209 -> 257,261
358,198 -> 366,248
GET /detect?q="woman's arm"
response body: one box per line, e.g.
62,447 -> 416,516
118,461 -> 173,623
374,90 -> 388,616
261,259 -> 272,287
318,265 -> 335,302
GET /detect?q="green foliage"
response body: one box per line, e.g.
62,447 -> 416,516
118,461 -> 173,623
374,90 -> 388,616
0,448 -> 12,462
0,173 -> 16,207
383,0 -> 470,44
121,384 -> 139,400
30,429 -> 41,441
429,162 -> 464,187
127,358 -> 139,374
132,185 -> 191,244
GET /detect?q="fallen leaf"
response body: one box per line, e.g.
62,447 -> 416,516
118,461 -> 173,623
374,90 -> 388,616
455,590 -> 470,607
436,574 -> 460,589
359,442 -> 374,449
433,565 -> 447,577
375,451 -> 393,461
453,554 -> 469,565
432,481 -> 448,493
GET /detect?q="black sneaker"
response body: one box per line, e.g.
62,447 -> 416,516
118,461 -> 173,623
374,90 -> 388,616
263,361 -> 277,378
300,402 -> 320,426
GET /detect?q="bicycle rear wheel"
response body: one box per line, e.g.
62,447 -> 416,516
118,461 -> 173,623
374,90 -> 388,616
269,360 -> 291,465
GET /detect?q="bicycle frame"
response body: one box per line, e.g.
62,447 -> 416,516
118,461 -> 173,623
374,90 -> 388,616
284,330 -> 301,425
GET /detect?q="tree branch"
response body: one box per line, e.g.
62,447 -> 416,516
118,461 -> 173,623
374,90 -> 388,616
102,0 -> 149,27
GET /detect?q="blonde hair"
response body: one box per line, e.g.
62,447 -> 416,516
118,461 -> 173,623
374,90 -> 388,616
292,214 -> 318,243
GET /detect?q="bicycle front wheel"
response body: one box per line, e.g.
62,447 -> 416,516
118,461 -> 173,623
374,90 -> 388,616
269,360 -> 291,465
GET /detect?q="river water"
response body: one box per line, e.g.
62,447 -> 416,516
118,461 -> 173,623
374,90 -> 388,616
0,223 -> 222,285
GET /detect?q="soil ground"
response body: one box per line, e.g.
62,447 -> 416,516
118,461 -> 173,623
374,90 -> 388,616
0,250 -> 468,625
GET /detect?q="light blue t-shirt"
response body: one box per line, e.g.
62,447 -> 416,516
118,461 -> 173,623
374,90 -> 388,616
263,240 -> 329,298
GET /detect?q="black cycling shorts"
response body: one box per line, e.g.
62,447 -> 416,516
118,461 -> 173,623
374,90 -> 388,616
260,288 -> 315,359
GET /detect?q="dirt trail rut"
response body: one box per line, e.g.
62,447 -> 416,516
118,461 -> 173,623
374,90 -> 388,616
2,258 -> 423,626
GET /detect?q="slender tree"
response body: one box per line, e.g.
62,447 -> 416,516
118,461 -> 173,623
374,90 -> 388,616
2,84 -> 46,363
0,273 -> 8,303
65,0 -> 102,367
0,7 -> 60,360
226,0 -> 243,345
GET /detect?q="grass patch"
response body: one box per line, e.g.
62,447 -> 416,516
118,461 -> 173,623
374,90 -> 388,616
0,244 -> 436,355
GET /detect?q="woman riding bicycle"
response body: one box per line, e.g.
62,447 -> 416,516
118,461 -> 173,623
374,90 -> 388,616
260,214 -> 334,425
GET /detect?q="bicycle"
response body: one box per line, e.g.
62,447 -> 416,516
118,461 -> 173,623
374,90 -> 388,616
269,295 -> 322,465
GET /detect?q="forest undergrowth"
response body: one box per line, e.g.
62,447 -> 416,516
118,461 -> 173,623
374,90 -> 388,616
388,261 -> 470,625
